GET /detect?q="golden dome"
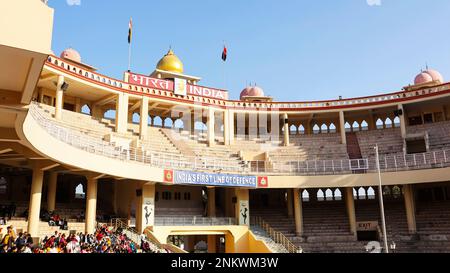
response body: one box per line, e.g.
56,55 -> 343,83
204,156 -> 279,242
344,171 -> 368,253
156,49 -> 184,74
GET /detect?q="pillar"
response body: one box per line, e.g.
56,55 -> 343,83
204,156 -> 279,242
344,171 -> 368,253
85,177 -> 98,234
228,110 -> 235,145
403,184 -> 417,234
75,98 -> 82,113
207,187 -> 216,217
207,235 -> 217,253
207,108 -> 215,146
115,93 -> 129,134
398,104 -> 407,138
136,183 -> 156,234
47,172 -> 58,212
235,189 -> 249,226
27,166 -> 44,238
339,111 -> 347,144
55,75 -> 64,120
139,96 -> 149,140
283,113 -> 289,146
345,187 -> 357,235
223,110 -> 229,145
293,188 -> 303,236
286,189 -> 293,217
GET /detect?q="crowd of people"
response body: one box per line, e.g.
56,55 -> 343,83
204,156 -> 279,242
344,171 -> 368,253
0,224 -> 169,253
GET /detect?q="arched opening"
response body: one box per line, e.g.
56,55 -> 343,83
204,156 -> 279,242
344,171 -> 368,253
290,125 -> 297,135
104,109 -> 116,121
132,113 -> 140,124
329,123 -> 337,133
352,121 -> 360,132
302,190 -> 310,202
358,187 -> 366,200
164,118 -> 173,128
383,186 -> 391,196
81,104 -> 91,116
392,186 -> 402,198
334,189 -> 342,201
325,189 -> 333,201
313,124 -> 320,135
385,118 -> 393,128
321,124 -> 328,134
376,118 -> 384,129
317,189 -> 325,201
75,183 -> 85,199
174,119 -> 184,130
353,188 -> 358,200
367,187 -> 375,199
195,122 -> 207,135
361,120 -> 369,131
153,116 -> 163,127
298,125 -> 305,135
393,117 -> 401,127
345,122 -> 352,132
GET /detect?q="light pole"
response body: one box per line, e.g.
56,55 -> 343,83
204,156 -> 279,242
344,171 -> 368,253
375,144 -> 389,253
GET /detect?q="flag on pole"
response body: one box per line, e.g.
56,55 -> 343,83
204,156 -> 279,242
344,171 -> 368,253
128,18 -> 133,44
222,46 -> 227,62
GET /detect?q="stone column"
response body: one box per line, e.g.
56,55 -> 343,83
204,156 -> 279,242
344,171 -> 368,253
47,172 -> 58,212
85,177 -> 98,234
207,187 -> 216,217
339,111 -> 347,144
139,96 -> 149,140
207,108 -> 215,146
398,104 -> 407,138
403,184 -> 417,234
345,187 -> 357,235
235,189 -> 250,226
286,189 -> 293,217
136,183 -> 156,234
115,93 -> 129,134
293,188 -> 303,236
223,110 -> 229,145
55,75 -> 64,120
283,113 -> 289,146
27,166 -> 44,238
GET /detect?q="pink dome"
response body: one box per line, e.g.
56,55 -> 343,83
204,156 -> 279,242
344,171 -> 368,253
414,72 -> 433,85
424,69 -> 444,84
240,86 -> 265,100
60,48 -> 81,63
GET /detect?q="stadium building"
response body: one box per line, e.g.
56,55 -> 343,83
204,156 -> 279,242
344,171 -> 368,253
1,0 -> 450,253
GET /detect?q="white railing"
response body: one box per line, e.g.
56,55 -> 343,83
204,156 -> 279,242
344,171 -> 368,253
29,102 -> 450,176
154,217 -> 236,226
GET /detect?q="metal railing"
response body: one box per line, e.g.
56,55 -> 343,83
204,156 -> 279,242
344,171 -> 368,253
251,216 -> 302,253
29,102 -> 450,176
154,216 -> 236,226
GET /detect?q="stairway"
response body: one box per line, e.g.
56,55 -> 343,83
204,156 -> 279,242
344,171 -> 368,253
346,132 -> 363,159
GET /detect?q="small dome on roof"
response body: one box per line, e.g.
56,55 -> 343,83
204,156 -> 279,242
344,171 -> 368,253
414,72 -> 433,85
414,69 -> 444,85
60,48 -> 81,63
240,85 -> 265,100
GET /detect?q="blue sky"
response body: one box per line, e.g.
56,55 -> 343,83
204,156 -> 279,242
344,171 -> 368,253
50,0 -> 450,101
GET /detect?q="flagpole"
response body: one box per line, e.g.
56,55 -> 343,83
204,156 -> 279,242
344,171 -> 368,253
128,17 -> 133,72
375,144 -> 389,253
128,41 -> 132,72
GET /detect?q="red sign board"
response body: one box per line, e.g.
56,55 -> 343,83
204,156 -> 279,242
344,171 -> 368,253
127,72 -> 228,100
163,170 -> 174,183
128,73 -> 173,91
257,177 -> 269,188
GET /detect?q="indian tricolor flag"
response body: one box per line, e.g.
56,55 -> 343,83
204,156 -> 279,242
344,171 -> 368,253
128,17 -> 133,44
